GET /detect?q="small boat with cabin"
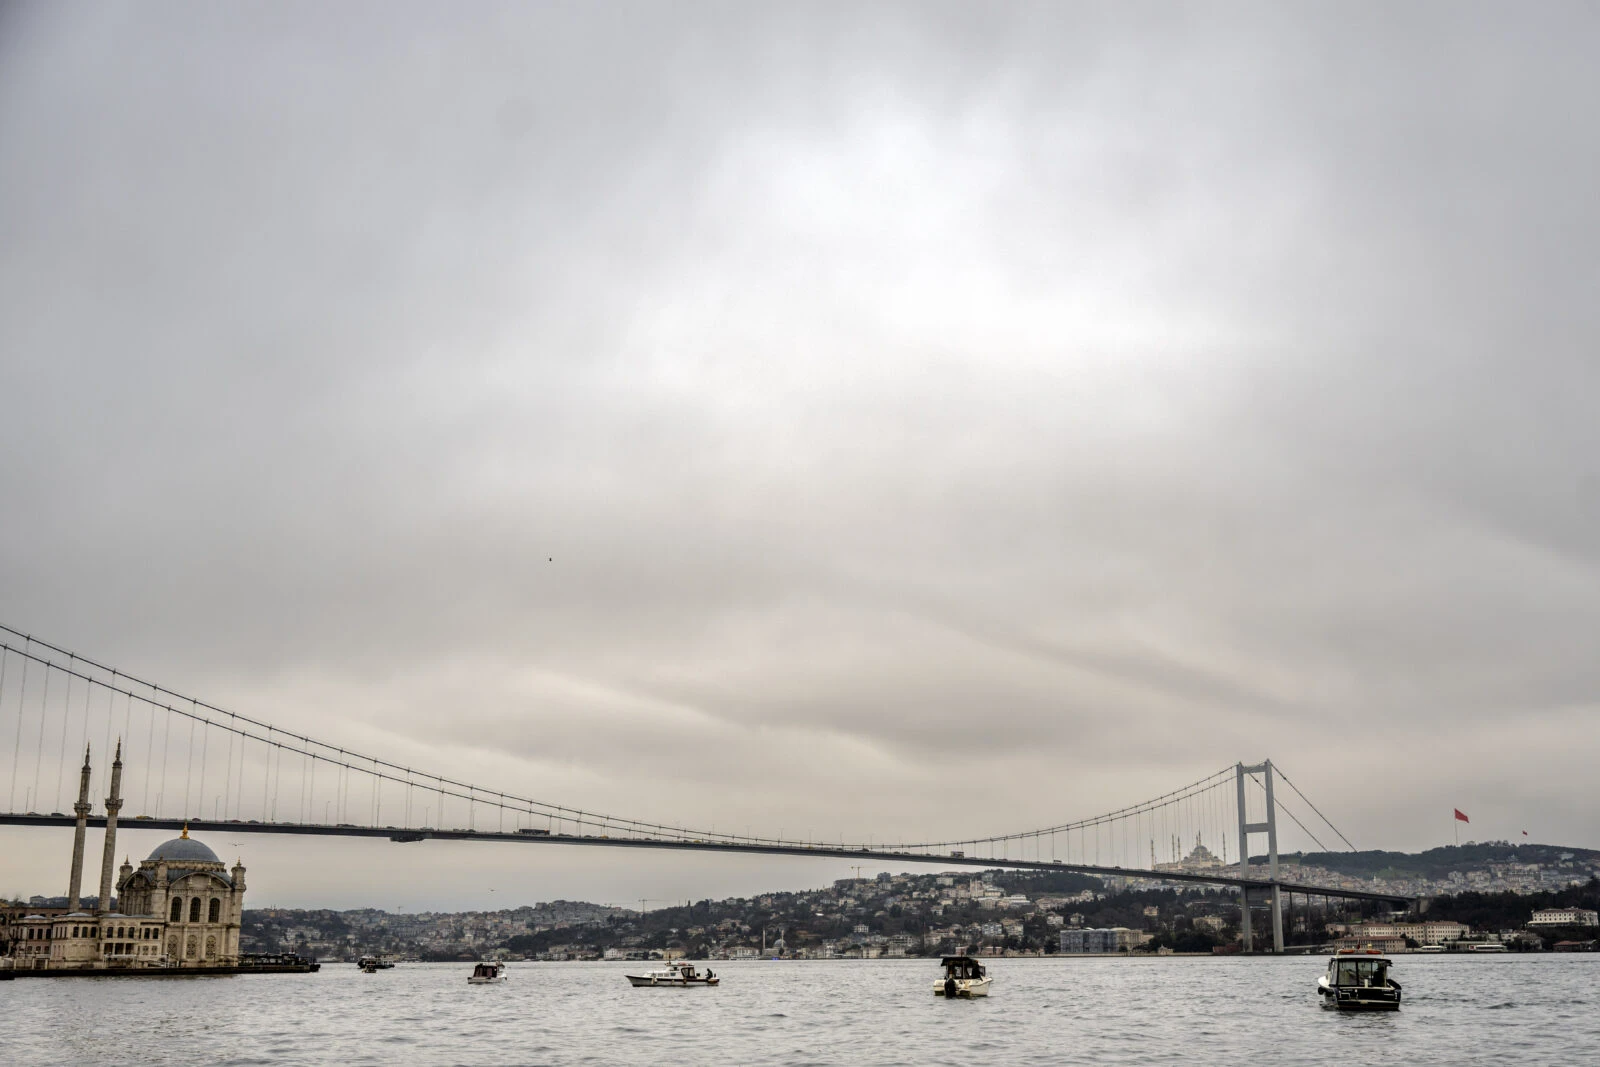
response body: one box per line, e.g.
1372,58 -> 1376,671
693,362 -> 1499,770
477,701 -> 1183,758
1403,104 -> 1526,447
934,956 -> 992,998
357,955 -> 394,970
1317,950 -> 1400,1010
625,960 -> 719,987
468,961 -> 507,984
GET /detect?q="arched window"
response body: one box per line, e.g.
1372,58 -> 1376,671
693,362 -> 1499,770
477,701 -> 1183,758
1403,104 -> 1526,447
117,926 -> 125,939
170,898 -> 182,922
208,898 -> 220,923
205,935 -> 217,959
189,897 -> 201,923
70,926 -> 78,938
184,934 -> 196,959
167,935 -> 178,957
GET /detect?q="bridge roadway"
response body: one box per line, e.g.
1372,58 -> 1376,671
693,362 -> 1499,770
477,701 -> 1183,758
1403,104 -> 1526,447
0,812 -> 1410,905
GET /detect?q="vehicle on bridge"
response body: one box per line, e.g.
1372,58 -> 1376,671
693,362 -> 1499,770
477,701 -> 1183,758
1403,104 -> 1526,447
1316,951 -> 1401,1011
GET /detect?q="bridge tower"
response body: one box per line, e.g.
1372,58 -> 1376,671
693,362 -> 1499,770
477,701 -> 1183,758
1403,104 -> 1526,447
1235,760 -> 1284,953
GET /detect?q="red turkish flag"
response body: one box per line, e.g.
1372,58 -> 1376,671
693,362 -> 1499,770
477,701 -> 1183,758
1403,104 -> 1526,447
1454,809 -> 1470,823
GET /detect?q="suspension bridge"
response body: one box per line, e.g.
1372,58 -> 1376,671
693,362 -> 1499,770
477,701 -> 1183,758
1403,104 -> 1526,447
0,625 -> 1409,952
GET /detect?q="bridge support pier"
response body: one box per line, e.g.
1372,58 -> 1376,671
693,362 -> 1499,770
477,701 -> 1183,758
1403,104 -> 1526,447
1236,761 -> 1284,954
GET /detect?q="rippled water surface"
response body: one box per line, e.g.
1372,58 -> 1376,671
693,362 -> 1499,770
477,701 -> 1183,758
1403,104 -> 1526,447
7,955 -> 1597,1065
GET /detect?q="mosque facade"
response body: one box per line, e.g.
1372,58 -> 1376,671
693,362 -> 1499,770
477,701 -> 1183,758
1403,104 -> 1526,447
3,743 -> 247,972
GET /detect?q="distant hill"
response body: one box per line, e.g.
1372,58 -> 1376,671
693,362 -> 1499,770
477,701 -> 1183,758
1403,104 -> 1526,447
1266,842 -> 1600,881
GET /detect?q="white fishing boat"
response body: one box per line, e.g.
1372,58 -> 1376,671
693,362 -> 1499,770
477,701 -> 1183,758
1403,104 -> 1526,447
1316,950 -> 1401,1011
468,961 -> 507,984
934,956 -> 992,998
625,960 -> 719,987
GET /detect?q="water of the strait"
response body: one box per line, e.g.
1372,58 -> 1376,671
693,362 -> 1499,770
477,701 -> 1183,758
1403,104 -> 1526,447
5,955 -> 1596,1066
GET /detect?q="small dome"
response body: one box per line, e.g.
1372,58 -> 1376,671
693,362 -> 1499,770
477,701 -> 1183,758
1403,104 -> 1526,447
147,835 -> 221,865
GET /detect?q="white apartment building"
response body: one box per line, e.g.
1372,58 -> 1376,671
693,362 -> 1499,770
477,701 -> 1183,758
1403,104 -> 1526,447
1344,920 -> 1470,945
1529,908 -> 1599,927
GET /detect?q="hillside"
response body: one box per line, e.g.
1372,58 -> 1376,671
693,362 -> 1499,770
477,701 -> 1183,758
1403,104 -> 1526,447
1276,842 -> 1600,881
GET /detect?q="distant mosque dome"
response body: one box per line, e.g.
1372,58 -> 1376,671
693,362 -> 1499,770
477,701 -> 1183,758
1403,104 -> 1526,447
146,831 -> 221,866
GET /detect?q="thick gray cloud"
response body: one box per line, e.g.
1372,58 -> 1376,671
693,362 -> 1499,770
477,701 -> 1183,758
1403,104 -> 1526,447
2,2 -> 1598,906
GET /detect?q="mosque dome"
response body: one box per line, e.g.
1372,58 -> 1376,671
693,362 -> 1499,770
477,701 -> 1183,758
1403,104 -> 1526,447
146,831 -> 221,866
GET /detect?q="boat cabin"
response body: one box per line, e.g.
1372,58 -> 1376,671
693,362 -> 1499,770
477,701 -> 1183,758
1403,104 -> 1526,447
1326,954 -> 1390,989
1318,951 -> 1401,1011
941,956 -> 986,981
471,962 -> 502,980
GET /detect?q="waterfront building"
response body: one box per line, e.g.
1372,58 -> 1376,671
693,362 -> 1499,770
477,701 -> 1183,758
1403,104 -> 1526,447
3,743 -> 247,972
1337,920 -> 1471,946
1529,908 -> 1599,927
116,827 -> 248,963
1331,934 -> 1408,954
1059,927 -> 1143,953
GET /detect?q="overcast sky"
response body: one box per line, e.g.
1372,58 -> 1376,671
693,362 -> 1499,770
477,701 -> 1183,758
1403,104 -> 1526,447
2,2 -> 1598,910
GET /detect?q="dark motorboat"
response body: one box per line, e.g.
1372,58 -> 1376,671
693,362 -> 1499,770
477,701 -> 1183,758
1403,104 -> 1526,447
1317,951 -> 1401,1011
468,961 -> 507,984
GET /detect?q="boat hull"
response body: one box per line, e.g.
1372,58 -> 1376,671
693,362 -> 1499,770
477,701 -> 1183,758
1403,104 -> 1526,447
1317,977 -> 1400,1011
467,976 -> 506,984
934,976 -> 992,998
626,974 -> 719,987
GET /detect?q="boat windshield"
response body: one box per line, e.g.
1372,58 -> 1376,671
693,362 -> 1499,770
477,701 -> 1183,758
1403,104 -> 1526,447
1333,959 -> 1388,987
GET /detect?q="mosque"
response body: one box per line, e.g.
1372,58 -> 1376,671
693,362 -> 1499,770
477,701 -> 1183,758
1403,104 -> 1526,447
4,742 -> 247,972
1153,832 -> 1226,874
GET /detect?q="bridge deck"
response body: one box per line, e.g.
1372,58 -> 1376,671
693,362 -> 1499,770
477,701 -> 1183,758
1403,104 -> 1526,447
0,813 -> 1411,904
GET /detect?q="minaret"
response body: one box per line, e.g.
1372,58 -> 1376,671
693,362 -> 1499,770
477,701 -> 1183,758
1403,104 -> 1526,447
97,740 -> 124,915
230,855 -> 247,958
67,745 -> 92,910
